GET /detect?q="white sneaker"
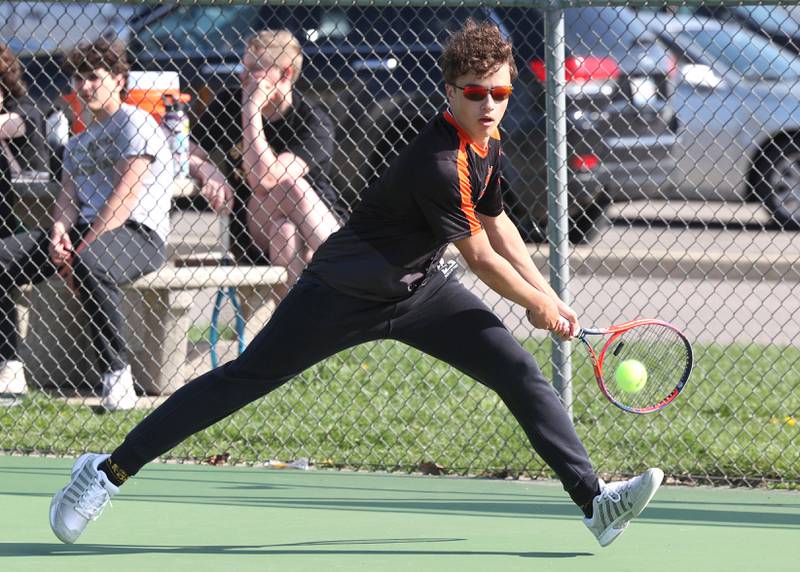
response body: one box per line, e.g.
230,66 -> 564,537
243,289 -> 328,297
583,468 -> 664,547
0,360 -> 27,395
100,365 -> 137,411
49,453 -> 119,544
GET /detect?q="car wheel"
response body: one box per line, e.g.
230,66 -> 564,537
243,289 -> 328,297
758,141 -> 800,230
525,185 -> 611,245
569,187 -> 612,244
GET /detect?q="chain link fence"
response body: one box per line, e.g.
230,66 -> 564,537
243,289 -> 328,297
0,1 -> 798,487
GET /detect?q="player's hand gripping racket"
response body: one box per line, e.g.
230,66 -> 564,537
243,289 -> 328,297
575,319 -> 693,414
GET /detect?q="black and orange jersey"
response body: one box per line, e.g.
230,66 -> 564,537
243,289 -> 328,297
307,110 -> 504,301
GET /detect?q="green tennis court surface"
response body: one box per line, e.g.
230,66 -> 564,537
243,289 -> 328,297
1,456 -> 797,571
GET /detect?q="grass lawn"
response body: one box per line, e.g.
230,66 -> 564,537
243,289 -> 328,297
1,338 -> 798,485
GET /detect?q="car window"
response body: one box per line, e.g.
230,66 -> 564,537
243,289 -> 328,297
264,6 -> 492,46
497,7 -> 647,61
566,7 -> 648,58
735,6 -> 800,36
134,5 -> 496,58
134,5 -> 261,58
677,27 -> 800,80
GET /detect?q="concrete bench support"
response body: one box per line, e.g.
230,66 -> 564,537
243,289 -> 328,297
17,264 -> 286,395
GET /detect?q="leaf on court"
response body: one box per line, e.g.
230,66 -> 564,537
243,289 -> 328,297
419,461 -> 444,475
204,453 -> 230,466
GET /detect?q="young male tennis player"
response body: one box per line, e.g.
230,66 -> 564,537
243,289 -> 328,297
50,20 -> 663,548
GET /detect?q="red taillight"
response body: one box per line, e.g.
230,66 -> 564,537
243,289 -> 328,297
530,56 -> 620,83
530,60 -> 547,82
569,154 -> 600,171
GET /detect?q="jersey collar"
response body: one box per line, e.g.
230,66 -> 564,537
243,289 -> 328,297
443,110 -> 499,158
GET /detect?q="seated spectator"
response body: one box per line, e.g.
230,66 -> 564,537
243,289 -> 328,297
0,43 -> 45,238
0,38 -> 173,410
194,29 -> 341,301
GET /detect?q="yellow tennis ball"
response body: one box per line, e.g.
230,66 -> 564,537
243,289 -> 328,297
615,359 -> 647,393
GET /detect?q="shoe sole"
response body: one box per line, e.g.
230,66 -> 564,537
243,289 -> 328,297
99,396 -> 137,412
49,454 -> 95,544
599,468 -> 665,547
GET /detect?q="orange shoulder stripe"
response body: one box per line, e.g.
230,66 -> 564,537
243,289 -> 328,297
456,140 -> 482,236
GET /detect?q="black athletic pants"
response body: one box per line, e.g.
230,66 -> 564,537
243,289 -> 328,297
112,268 -> 600,507
0,222 -> 165,372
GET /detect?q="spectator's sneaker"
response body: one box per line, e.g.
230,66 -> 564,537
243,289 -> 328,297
100,365 -> 137,411
584,468 -> 664,547
50,453 -> 118,544
0,360 -> 27,395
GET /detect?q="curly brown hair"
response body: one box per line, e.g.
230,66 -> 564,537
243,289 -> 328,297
0,43 -> 27,99
64,37 -> 129,86
440,19 -> 517,85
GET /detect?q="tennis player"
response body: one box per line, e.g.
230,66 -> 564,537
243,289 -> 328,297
50,20 -> 663,548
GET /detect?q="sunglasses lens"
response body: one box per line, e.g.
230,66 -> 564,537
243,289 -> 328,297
462,86 -> 489,101
491,86 -> 513,101
460,85 -> 513,101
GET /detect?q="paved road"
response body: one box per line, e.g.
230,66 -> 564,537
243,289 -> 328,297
464,201 -> 799,347
170,200 -> 800,347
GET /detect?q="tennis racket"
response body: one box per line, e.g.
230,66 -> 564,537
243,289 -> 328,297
574,319 -> 693,414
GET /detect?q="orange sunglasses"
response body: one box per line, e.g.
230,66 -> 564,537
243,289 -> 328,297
451,84 -> 513,102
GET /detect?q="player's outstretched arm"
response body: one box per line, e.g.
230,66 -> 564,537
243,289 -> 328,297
479,211 -> 579,336
453,230 -> 560,331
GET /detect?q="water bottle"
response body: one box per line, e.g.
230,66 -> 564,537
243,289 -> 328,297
161,95 -> 190,178
45,108 -> 69,181
45,108 -> 69,148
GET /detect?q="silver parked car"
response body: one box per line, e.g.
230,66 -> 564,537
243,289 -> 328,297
620,13 -> 800,229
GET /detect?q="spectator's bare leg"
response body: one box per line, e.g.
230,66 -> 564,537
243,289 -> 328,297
266,178 -> 339,251
247,177 -> 339,299
247,203 -> 303,301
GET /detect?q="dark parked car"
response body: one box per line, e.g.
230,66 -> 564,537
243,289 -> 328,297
125,5 -> 675,242
498,7 -> 677,240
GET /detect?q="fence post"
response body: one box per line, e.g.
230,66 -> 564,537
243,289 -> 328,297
544,3 -> 573,417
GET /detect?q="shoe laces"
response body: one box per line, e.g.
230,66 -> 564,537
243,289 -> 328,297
74,477 -> 111,521
597,485 -> 622,505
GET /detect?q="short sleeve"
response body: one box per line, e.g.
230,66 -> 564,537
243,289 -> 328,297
412,155 -> 481,243
119,110 -> 165,160
287,102 -> 334,177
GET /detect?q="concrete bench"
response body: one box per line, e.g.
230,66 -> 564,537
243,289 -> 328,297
16,262 -> 286,395
12,174 -> 196,232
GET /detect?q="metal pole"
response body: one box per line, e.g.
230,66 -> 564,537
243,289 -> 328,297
544,4 -> 573,417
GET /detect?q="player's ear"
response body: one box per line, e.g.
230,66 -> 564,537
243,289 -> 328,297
444,83 -> 455,104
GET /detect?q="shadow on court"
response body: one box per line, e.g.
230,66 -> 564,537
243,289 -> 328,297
0,539 -> 593,559
5,487 -> 799,531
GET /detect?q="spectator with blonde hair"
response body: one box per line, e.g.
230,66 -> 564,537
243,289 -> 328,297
194,29 -> 341,301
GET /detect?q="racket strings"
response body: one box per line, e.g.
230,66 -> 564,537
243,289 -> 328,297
603,325 -> 690,410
